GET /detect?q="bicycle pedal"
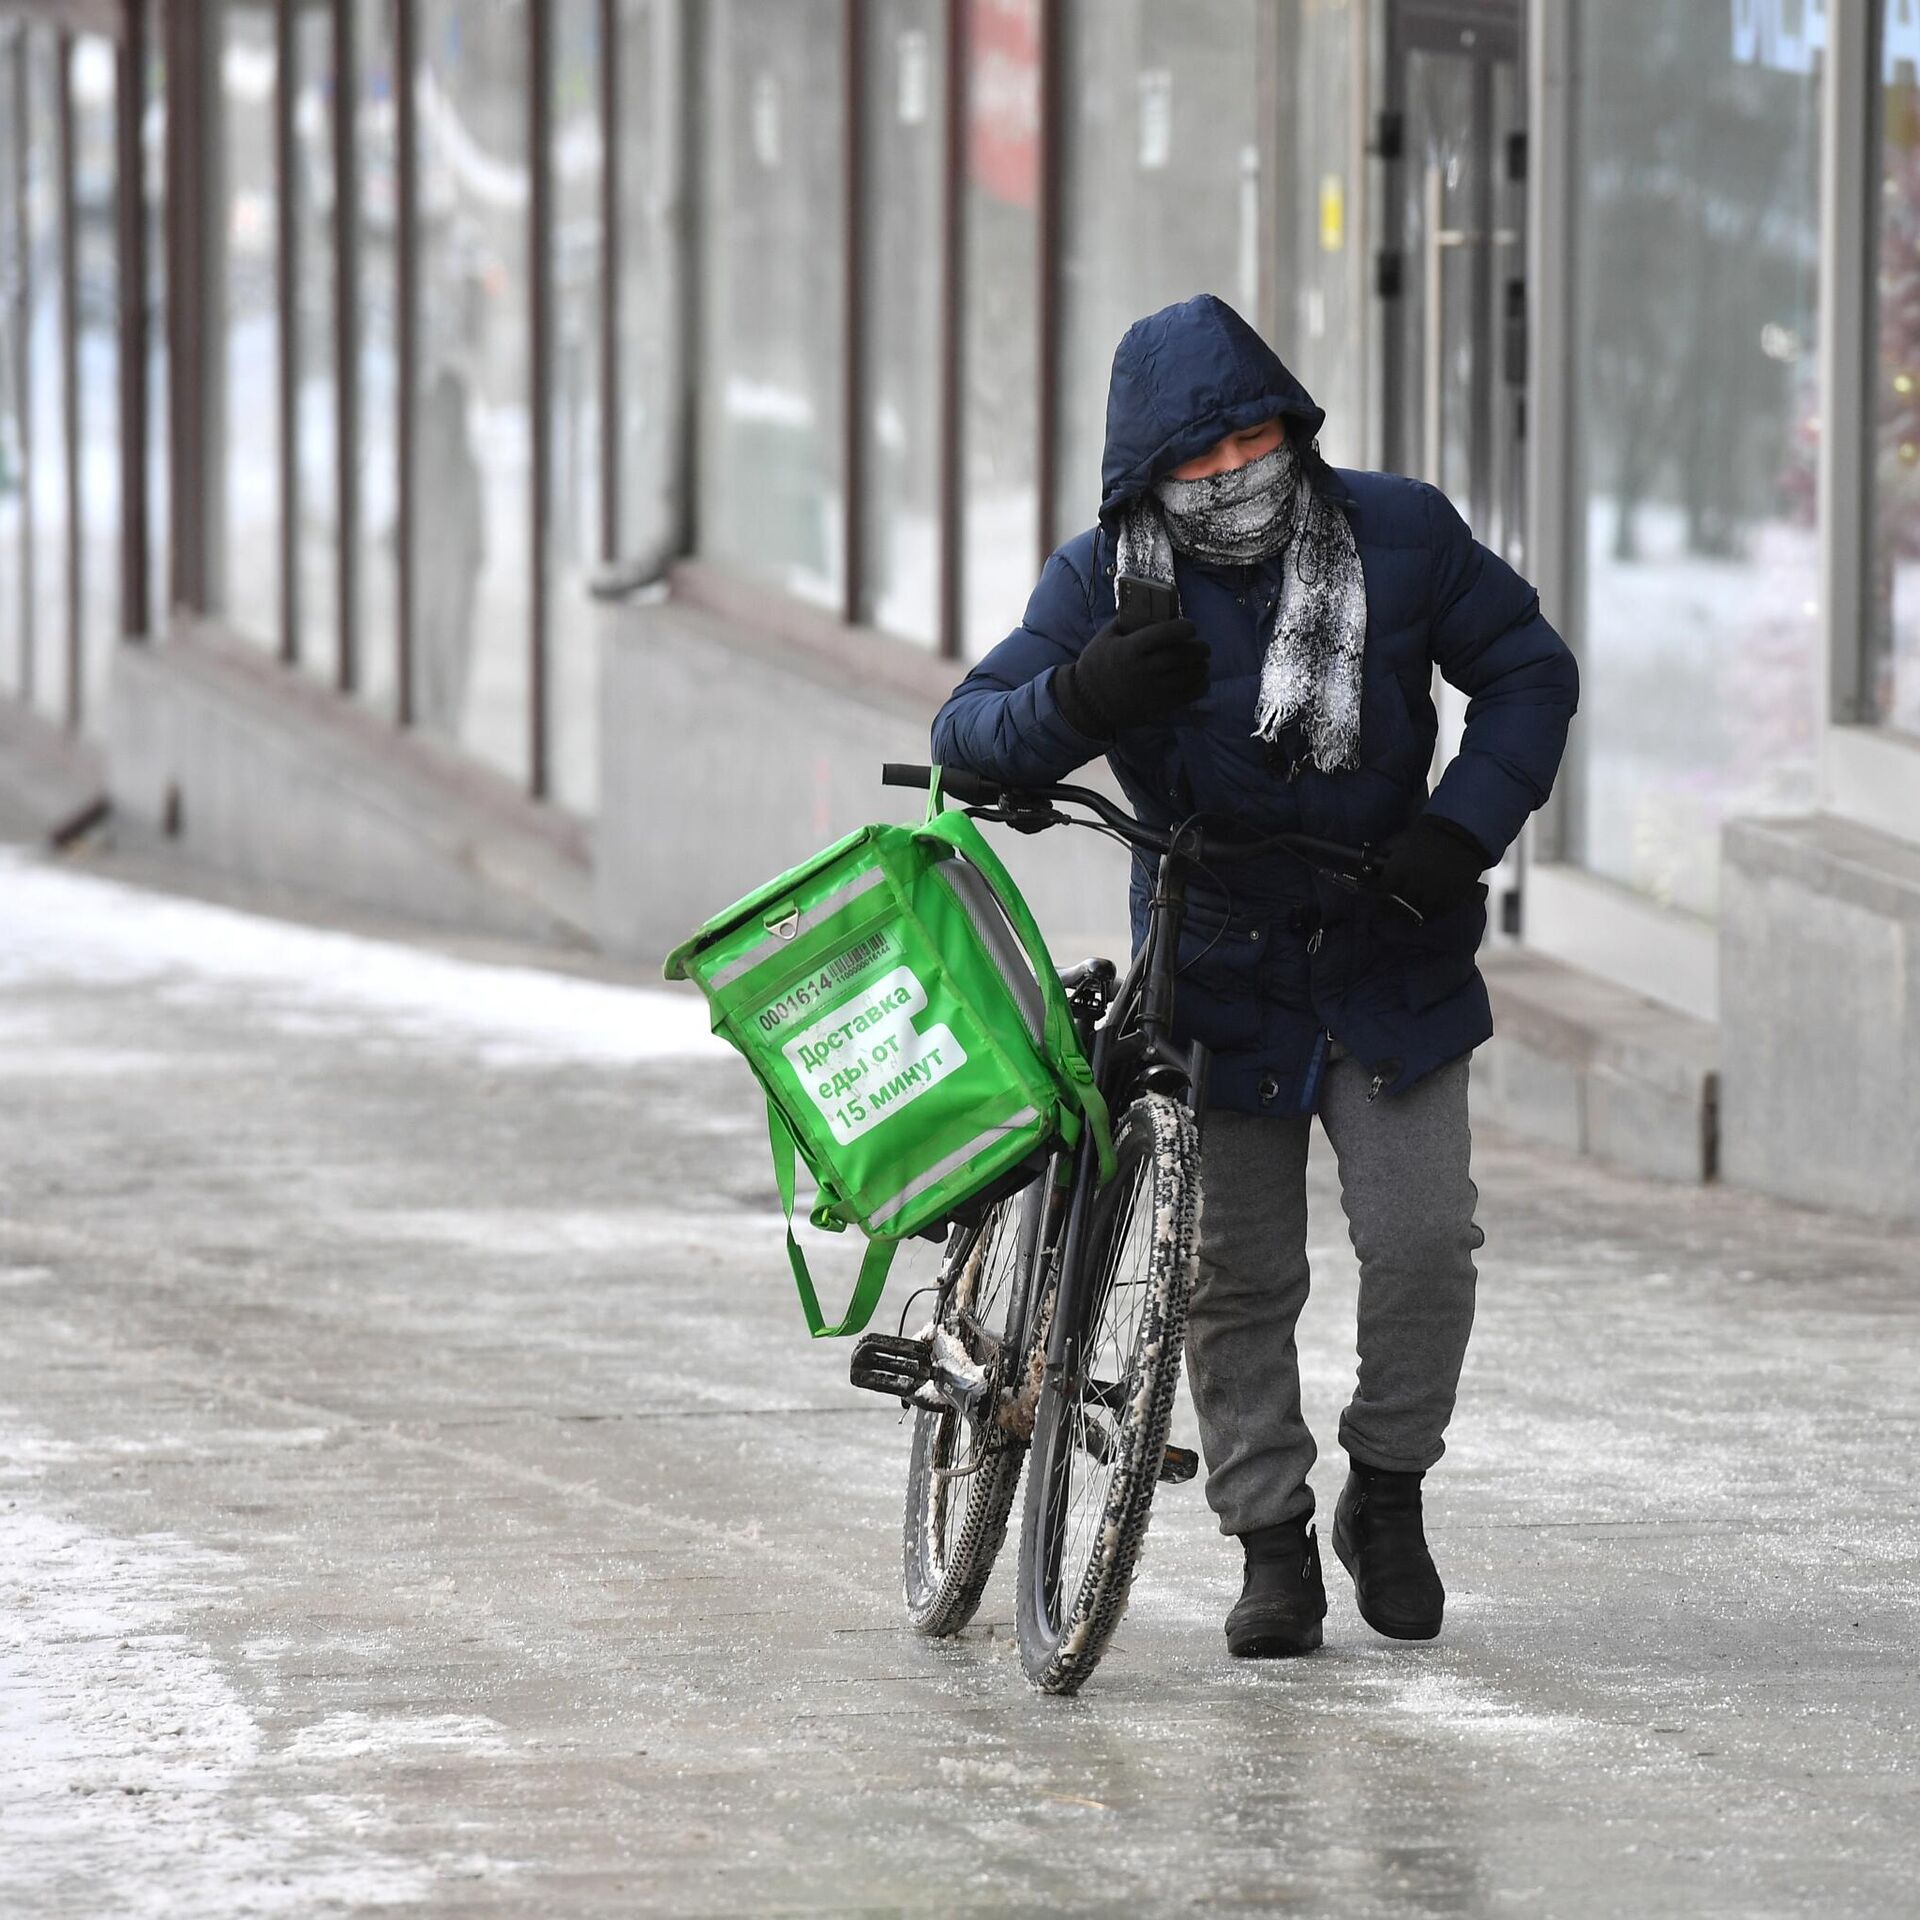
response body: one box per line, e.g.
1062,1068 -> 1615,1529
1158,1443 -> 1199,1484
849,1332 -> 933,1400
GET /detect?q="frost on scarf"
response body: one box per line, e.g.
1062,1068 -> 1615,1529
1115,439 -> 1369,773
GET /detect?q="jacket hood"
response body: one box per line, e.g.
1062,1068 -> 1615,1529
1097,294 -> 1331,531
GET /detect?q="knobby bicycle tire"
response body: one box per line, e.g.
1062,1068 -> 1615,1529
1014,1093 -> 1200,1695
900,1182 -> 1036,1636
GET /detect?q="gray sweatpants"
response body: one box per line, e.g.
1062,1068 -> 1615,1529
1186,1048 -> 1483,1537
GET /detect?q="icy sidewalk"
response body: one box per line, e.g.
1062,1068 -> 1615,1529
1,850 -> 1916,1918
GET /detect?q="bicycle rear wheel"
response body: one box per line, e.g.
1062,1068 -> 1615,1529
901,1179 -> 1039,1636
1015,1093 -> 1200,1694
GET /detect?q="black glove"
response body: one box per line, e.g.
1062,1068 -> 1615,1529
1374,814 -> 1493,923
1053,616 -> 1210,738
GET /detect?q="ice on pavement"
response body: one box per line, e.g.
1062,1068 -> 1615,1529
0,1442 -> 439,1915
0,850 -> 724,1067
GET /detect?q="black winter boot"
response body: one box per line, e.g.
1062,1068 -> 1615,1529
1331,1460 -> 1444,1640
1224,1518 -> 1327,1658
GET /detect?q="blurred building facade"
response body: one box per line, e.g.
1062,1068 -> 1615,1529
0,0 -> 1915,1216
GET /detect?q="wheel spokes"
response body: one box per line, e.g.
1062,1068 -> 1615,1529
928,1196 -> 1027,1573
1045,1153 -> 1157,1628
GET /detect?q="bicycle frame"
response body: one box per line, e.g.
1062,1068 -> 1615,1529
1049,830 -> 1213,1381
946,827 -> 1214,1439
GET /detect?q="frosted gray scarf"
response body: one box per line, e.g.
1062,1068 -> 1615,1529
1113,439 -> 1369,772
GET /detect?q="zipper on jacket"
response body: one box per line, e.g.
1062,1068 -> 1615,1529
1298,1030 -> 1331,1113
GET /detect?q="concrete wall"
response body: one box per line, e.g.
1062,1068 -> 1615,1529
595,594 -> 1135,969
108,631 -> 596,946
1722,813 -> 1920,1223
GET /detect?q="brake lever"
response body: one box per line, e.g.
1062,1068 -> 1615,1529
1321,848 -> 1427,929
977,800 -> 1069,837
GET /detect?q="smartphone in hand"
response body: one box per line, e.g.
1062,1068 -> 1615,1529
1115,573 -> 1180,634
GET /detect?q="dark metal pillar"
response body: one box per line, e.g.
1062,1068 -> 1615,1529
840,0 -> 871,625
935,0 -> 965,661
841,0 -> 866,627
57,30 -> 81,724
333,0 -> 360,693
117,0 -> 149,639
275,0 -> 297,664
1034,0 -> 1061,569
394,0 -> 417,724
164,0 -> 212,615
597,0 -> 618,565
528,0 -> 552,797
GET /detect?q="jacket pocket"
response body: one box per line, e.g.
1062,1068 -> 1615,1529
1376,885 -> 1487,1012
1171,919 -> 1264,1052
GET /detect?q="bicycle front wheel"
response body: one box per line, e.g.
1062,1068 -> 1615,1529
901,1179 -> 1038,1636
1015,1093 -> 1200,1695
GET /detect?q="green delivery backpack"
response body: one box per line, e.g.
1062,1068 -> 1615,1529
662,773 -> 1114,1338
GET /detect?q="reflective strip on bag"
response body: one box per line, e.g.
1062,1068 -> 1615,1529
866,1106 -> 1040,1229
932,859 -> 1045,1048
705,866 -> 889,990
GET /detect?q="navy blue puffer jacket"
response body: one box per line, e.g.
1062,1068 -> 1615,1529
931,294 -> 1578,1114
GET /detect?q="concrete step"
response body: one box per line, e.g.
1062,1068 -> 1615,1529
107,626 -> 596,949
0,699 -> 107,845
1475,945 -> 1719,1183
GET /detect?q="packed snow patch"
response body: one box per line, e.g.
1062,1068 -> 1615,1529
0,850 -> 724,1068
278,1712 -> 509,1766
1358,1666 -> 1587,1745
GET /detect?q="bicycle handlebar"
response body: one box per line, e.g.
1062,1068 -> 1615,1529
881,762 -> 1393,893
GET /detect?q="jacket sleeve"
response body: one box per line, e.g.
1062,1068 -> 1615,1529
1418,484 -> 1580,861
929,544 -> 1112,785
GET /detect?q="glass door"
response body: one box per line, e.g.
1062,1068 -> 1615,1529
1381,1 -> 1523,549
1378,0 -> 1525,913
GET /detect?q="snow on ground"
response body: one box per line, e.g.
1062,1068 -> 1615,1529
0,850 -> 724,1069
0,1418 -> 444,1917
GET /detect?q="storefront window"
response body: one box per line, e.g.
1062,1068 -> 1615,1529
353,0 -> 398,713
858,0 -> 942,647
549,0 -> 601,812
25,27 -> 68,715
144,0 -> 168,628
699,0 -> 845,611
72,35 -> 120,728
1054,1 -> 1260,543
1272,0 -> 1363,469
0,33 -> 23,696
959,0 -> 1037,657
1566,2 -> 1820,918
213,1 -> 280,652
616,0 -> 672,569
415,0 -> 531,783
1871,23 -> 1920,733
292,3 -> 337,685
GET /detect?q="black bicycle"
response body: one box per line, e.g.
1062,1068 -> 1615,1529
848,763 -> 1397,1694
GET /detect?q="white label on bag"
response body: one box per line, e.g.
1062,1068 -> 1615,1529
781,963 -> 968,1145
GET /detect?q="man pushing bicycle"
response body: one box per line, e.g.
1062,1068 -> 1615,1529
931,293 -> 1578,1658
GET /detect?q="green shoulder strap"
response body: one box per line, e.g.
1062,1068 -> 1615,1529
916,774 -> 1116,1185
766,1098 -> 897,1338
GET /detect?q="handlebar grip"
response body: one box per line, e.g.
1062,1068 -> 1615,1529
879,762 -> 1007,807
